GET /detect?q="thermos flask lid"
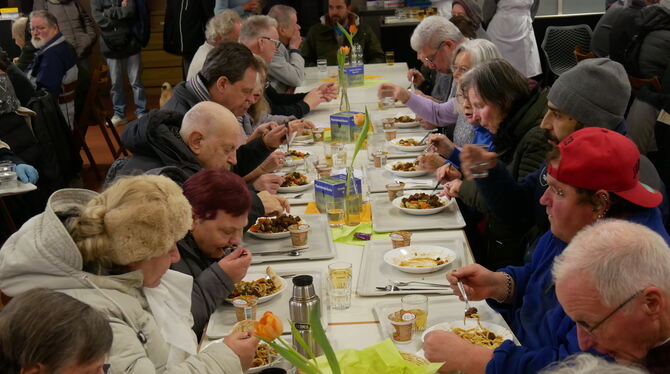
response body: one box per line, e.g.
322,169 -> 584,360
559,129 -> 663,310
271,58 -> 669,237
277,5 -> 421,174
293,275 -> 313,286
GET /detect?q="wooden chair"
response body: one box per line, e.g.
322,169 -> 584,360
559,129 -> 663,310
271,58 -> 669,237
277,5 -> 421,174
74,65 -> 128,179
574,45 -> 596,63
629,75 -> 662,96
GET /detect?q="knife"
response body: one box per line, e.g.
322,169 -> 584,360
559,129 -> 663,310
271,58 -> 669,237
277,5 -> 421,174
376,286 -> 454,292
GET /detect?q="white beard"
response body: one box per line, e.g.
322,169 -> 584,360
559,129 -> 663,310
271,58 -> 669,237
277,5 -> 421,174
31,37 -> 46,50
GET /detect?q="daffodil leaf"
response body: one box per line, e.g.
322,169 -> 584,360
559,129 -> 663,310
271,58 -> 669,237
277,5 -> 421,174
336,23 -> 353,47
310,307 -> 341,374
289,319 -> 318,362
350,106 -> 371,168
258,337 -> 321,374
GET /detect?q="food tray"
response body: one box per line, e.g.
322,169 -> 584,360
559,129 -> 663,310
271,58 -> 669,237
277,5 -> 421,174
278,188 -> 315,206
244,214 -> 336,263
357,238 -> 470,296
370,193 -> 465,232
365,165 -> 439,193
372,297 -> 517,351
205,270 -> 327,339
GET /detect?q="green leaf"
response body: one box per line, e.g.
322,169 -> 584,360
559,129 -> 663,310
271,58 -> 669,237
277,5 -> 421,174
336,23 -> 354,48
289,319 -> 318,363
258,337 -> 321,374
350,106 -> 371,168
310,307 -> 341,374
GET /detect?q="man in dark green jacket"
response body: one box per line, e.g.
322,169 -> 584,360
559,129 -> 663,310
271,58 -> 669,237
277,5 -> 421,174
302,0 -> 384,66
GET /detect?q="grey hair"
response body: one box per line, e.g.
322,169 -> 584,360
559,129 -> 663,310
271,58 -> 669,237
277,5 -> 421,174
239,15 -> 278,45
553,219 -> 670,308
659,0 -> 670,9
11,17 -> 28,44
268,5 -> 297,28
29,10 -> 58,27
451,39 -> 502,71
459,58 -> 530,113
539,353 -> 648,374
410,15 -> 464,51
205,9 -> 240,43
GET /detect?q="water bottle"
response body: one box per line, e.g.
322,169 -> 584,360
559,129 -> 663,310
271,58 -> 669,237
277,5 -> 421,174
288,275 -> 323,357
352,44 -> 363,66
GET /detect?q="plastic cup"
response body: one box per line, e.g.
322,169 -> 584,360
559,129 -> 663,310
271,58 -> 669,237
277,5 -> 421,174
390,230 -> 411,248
385,51 -> 395,65
373,151 -> 388,168
317,59 -> 328,73
384,128 -> 397,141
385,182 -> 405,201
387,311 -> 415,343
288,224 -> 310,249
326,200 -> 345,228
233,296 -> 258,322
328,262 -> 352,310
313,128 -> 325,142
382,118 -> 396,129
401,294 -> 428,331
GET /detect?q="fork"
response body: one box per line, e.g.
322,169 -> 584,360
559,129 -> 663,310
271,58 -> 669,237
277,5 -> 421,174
290,193 -> 304,199
456,279 -> 472,325
392,280 -> 449,287
407,74 -> 414,93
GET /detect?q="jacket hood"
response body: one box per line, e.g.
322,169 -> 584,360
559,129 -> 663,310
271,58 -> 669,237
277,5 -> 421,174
320,13 -> 360,28
453,0 -> 483,26
121,109 -> 201,172
0,188 -> 143,297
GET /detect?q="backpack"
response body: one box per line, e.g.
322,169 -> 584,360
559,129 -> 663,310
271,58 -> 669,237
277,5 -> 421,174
622,5 -> 670,77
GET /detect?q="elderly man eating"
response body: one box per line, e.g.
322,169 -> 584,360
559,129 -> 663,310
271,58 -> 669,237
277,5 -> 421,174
554,220 -> 670,373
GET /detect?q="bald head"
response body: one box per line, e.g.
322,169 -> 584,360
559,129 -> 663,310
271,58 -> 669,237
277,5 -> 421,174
180,102 -> 243,170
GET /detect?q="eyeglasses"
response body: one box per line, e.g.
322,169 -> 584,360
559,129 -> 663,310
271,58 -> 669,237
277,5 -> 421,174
261,36 -> 281,49
577,289 -> 644,338
30,25 -> 49,32
103,363 -> 110,374
423,41 -> 446,66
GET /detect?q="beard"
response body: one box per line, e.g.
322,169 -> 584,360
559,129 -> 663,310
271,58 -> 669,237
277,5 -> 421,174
544,129 -> 559,145
31,37 -> 46,49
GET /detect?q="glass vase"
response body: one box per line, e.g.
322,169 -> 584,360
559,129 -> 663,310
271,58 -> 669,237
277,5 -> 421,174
344,167 -> 362,226
339,85 -> 350,111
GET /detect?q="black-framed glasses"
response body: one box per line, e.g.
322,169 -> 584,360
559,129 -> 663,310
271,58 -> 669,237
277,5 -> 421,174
103,363 -> 111,374
423,41 -> 446,66
261,36 -> 281,49
578,289 -> 644,338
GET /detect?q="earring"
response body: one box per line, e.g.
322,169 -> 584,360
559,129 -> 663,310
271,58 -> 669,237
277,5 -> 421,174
597,214 -> 604,219
601,194 -> 608,201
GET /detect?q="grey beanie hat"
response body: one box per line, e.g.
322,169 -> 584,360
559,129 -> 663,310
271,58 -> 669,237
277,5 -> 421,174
547,58 -> 630,130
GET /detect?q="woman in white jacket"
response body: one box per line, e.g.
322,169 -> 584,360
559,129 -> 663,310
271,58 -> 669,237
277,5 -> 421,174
0,175 -> 257,373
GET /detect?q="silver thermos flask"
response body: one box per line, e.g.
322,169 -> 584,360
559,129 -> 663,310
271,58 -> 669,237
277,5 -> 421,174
288,275 -> 323,357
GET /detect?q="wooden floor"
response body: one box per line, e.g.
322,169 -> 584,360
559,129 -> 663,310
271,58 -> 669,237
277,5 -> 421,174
81,95 -> 160,192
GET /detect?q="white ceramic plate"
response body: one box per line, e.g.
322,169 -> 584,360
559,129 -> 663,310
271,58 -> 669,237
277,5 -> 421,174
384,160 -> 428,177
225,273 -> 287,304
392,193 -> 452,215
421,320 -> 514,346
277,180 -> 313,193
294,134 -> 314,142
247,216 -> 305,239
383,245 -> 457,274
285,149 -> 311,165
390,136 -> 430,152
202,340 -> 280,373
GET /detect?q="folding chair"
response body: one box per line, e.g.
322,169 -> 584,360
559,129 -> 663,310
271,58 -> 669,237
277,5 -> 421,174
542,25 -> 593,77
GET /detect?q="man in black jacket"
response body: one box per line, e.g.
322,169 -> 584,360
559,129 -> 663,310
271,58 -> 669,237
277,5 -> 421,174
175,168 -> 253,339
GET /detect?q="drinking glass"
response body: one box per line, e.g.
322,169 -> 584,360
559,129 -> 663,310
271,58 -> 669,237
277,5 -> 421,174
328,262 -> 352,310
401,294 -> 428,331
469,144 -> 492,179
331,143 -> 347,168
326,200 -> 345,228
385,51 -> 395,65
317,59 -> 328,73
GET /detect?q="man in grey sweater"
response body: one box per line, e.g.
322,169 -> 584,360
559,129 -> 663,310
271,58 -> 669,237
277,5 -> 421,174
267,5 -> 305,93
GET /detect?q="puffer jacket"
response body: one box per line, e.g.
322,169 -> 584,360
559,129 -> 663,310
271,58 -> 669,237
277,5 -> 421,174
33,0 -> 97,58
457,88 -> 550,269
0,188 -> 245,374
638,6 -> 670,78
90,0 -> 141,59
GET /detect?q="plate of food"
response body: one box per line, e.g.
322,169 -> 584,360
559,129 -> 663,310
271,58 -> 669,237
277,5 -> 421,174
247,214 -> 304,239
278,172 -> 313,193
207,320 -> 281,372
393,114 -> 420,128
389,136 -> 430,152
294,129 -> 315,143
421,317 -> 514,349
383,245 -> 457,274
226,267 -> 287,304
385,160 -> 428,177
392,192 -> 452,215
285,149 -> 310,165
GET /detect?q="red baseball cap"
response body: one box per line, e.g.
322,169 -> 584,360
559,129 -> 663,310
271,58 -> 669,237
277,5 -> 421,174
547,127 -> 662,208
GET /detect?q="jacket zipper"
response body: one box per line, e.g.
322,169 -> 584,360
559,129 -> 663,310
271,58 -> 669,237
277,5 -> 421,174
178,0 -> 185,52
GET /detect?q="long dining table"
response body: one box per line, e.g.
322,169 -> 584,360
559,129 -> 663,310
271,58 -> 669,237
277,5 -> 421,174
201,63 -> 515,369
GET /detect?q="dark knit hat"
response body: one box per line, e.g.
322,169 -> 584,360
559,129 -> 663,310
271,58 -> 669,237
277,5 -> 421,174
547,58 -> 630,130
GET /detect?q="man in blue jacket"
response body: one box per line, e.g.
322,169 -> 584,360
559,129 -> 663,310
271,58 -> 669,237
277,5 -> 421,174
422,128 -> 669,373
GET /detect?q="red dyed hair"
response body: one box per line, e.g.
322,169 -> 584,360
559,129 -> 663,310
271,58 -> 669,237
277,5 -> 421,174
182,169 -> 252,220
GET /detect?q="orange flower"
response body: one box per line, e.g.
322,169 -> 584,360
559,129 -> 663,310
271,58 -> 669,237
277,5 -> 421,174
254,311 -> 283,340
340,45 -> 350,55
354,113 -> 366,126
349,24 -> 357,35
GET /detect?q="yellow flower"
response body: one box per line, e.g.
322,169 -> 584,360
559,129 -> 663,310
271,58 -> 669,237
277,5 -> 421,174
254,311 -> 283,340
340,46 -> 350,55
349,25 -> 357,35
354,113 -> 366,126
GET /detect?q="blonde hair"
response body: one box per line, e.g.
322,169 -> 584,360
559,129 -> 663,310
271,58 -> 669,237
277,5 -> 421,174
67,175 -> 192,267
249,55 -> 270,123
11,17 -> 28,47
205,10 -> 240,43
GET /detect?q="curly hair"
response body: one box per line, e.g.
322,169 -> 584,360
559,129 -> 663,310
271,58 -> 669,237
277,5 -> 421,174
66,175 -> 192,268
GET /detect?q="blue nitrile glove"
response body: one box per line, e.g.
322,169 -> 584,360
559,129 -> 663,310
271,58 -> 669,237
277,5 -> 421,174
15,163 -> 39,184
